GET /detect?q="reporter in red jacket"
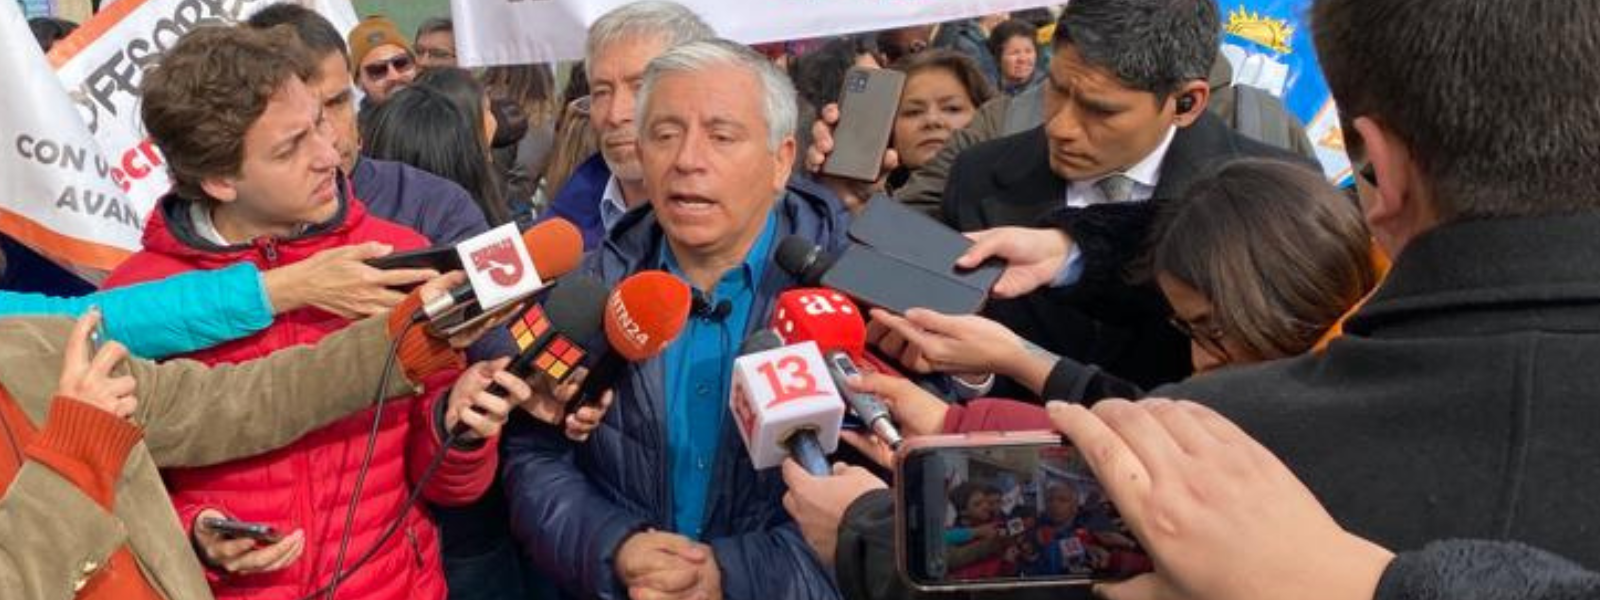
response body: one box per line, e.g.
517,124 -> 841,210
101,26 -> 511,600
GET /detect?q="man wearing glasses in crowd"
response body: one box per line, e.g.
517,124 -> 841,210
414,17 -> 458,69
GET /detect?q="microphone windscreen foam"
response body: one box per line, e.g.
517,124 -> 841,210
604,270 -> 692,361
523,218 -> 585,280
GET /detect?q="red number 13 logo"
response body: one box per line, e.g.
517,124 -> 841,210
756,356 -> 824,408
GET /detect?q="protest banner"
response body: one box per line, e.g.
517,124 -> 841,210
0,0 -> 356,278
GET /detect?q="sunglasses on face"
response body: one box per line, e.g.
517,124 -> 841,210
362,54 -> 415,80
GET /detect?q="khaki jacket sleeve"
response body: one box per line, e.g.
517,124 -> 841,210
893,93 -> 1012,216
129,316 -> 425,467
0,464 -> 127,600
0,315 -> 423,469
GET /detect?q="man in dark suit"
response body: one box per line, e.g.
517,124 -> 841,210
935,0 -> 1303,390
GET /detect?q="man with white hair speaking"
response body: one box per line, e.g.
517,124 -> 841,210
502,38 -> 850,600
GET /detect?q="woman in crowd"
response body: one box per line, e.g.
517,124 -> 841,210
364,74 -> 511,225
887,49 -> 996,194
987,19 -> 1044,95
482,63 -> 560,211
860,158 -> 1381,436
537,64 -> 599,217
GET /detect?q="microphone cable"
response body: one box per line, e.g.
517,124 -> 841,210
322,315 -> 414,600
297,404 -> 476,599
299,304 -> 512,600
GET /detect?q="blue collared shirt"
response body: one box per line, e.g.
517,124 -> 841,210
658,210 -> 779,539
600,176 -> 629,234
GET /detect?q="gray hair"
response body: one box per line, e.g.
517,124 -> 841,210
585,1 -> 716,64
636,39 -> 798,151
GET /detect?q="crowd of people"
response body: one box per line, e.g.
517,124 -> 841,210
4,0 -> 1600,599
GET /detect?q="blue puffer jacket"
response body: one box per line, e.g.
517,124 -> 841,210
535,154 -> 613,251
503,177 -> 850,600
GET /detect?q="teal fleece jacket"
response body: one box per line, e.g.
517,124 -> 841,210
0,263 -> 271,358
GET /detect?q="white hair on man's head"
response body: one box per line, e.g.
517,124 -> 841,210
636,38 -> 799,151
585,1 -> 715,64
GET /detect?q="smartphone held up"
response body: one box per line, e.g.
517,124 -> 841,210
895,432 -> 1152,591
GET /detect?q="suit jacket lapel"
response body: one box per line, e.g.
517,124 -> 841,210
979,127 -> 1068,227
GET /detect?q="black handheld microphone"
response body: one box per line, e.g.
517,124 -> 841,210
451,275 -> 608,436
774,235 -> 835,286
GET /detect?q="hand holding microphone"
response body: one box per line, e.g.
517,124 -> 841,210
443,357 -> 532,442
833,371 -> 952,469
449,275 -> 609,440
779,460 -> 887,568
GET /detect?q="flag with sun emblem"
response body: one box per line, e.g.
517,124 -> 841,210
1219,0 -> 1353,185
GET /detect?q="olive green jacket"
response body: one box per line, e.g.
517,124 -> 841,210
0,316 -> 421,600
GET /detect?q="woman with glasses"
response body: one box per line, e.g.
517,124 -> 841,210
862,158 -> 1380,417
1152,158 -> 1378,372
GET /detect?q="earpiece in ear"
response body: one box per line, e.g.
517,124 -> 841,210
1177,94 -> 1197,115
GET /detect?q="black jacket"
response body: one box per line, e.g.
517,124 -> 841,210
1380,540 -> 1600,600
940,113 -> 1303,390
1164,211 -> 1600,567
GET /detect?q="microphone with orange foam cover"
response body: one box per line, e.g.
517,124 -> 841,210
421,218 -> 586,321
567,270 -> 693,414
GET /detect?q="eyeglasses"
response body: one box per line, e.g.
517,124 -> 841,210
362,54 -> 415,80
416,46 -> 456,61
1167,316 -> 1232,362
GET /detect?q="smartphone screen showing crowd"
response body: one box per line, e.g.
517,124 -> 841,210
896,432 -> 1151,591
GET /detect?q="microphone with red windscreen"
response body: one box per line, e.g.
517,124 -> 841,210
566,270 -> 693,414
770,288 -> 904,449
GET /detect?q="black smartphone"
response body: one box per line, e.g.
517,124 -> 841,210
848,196 -> 1004,297
896,432 -> 1150,591
201,517 -> 282,544
821,244 -> 990,315
364,246 -> 461,272
822,67 -> 906,182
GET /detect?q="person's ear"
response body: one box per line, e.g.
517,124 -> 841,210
200,176 -> 239,204
773,135 -> 797,191
1353,116 -> 1430,254
1171,81 -> 1211,127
